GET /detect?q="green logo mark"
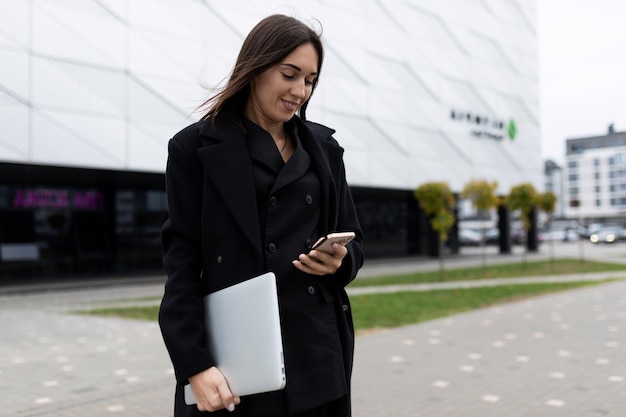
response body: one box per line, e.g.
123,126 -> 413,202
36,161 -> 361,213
508,118 -> 517,141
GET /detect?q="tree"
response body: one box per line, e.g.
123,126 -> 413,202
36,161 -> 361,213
505,183 -> 538,265
537,191 -> 558,263
414,182 -> 456,280
461,179 -> 499,273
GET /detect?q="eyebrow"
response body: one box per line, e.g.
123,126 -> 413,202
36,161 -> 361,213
280,63 -> 318,76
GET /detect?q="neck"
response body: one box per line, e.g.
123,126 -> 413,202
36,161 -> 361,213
243,103 -> 285,137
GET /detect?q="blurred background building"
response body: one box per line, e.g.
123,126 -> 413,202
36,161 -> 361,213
544,159 -> 564,218
564,124 -> 626,224
0,0 -> 540,278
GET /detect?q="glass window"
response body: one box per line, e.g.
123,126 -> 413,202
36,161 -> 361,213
351,188 -> 408,257
115,189 -> 168,271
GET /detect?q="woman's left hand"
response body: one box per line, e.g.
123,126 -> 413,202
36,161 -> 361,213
292,243 -> 347,276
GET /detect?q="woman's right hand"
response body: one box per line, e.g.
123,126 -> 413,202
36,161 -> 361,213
188,366 -> 241,412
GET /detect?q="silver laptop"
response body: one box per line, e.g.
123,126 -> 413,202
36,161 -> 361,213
184,272 -> 286,405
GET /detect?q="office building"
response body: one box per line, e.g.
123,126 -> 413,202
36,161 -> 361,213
0,0 -> 540,278
565,124 -> 626,224
544,159 -> 565,218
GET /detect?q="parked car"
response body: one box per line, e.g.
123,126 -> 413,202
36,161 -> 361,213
483,227 -> 528,245
589,227 -> 625,244
458,228 -> 482,246
586,223 -> 623,238
512,228 -> 528,245
484,227 -> 499,245
541,227 -> 579,242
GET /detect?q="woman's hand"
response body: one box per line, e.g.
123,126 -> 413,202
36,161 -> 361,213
292,243 -> 348,276
188,367 -> 240,412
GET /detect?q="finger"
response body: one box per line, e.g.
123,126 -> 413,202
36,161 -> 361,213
294,254 -> 334,275
216,380 -> 237,412
292,257 -> 322,275
313,242 -> 349,256
196,390 -> 222,412
308,249 -> 337,263
308,250 -> 343,271
193,367 -> 230,412
205,390 -> 224,411
292,258 -> 317,275
328,242 -> 348,257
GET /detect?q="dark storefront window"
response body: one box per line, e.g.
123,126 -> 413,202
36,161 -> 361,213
0,186 -> 108,276
0,162 -> 172,280
352,187 -> 414,258
115,190 -> 168,271
0,180 -> 168,278
0,163 -> 449,280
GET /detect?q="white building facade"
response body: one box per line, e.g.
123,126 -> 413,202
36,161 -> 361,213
0,0 -> 540,276
564,126 -> 626,223
544,160 -> 565,218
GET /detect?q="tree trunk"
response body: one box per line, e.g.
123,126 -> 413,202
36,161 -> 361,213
480,222 -> 487,276
438,236 -> 445,281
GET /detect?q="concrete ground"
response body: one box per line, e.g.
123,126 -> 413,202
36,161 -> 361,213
1,240 -> 626,416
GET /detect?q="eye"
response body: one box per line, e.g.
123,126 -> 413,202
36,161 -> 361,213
305,78 -> 315,86
281,73 -> 294,80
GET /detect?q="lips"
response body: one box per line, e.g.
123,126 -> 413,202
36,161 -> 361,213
282,99 -> 299,112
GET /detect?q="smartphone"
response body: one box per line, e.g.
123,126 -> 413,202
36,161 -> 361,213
310,232 -> 355,253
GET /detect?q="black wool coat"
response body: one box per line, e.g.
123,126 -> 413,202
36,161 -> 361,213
158,115 -> 364,417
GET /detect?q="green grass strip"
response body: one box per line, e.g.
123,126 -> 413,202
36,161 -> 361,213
350,280 -> 612,333
80,279 -> 614,334
350,258 -> 626,287
84,306 -> 160,322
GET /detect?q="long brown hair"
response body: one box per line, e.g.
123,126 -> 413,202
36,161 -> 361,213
200,14 -> 323,123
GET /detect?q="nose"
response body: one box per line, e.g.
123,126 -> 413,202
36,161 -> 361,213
290,79 -> 306,99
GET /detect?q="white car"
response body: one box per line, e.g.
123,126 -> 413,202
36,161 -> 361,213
458,228 -> 482,246
589,227 -> 625,244
541,228 -> 579,242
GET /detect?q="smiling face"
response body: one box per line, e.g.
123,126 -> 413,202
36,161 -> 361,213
244,42 -> 319,131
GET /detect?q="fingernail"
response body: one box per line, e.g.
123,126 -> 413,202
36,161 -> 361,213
228,403 -> 235,412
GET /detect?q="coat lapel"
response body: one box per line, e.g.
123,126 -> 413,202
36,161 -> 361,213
270,140 -> 310,194
196,118 -> 262,253
193,116 -> 340,251
296,119 -> 339,232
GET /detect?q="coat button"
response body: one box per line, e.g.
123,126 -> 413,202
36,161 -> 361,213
343,304 -> 349,311
305,239 -> 312,248
305,195 -> 313,204
307,285 -> 316,295
268,243 -> 276,253
216,256 -> 223,263
270,196 -> 277,206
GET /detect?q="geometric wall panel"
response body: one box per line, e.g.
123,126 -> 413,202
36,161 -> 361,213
0,0 -> 540,194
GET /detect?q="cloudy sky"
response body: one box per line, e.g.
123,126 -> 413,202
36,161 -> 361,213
538,0 -> 626,164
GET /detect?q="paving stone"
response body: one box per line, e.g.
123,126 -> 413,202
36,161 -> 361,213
1,242 -> 626,416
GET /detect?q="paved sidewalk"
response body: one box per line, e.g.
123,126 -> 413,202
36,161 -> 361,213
352,279 -> 626,417
1,241 -> 626,416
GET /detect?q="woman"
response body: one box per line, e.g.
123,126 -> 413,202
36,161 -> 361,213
159,14 -> 364,417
